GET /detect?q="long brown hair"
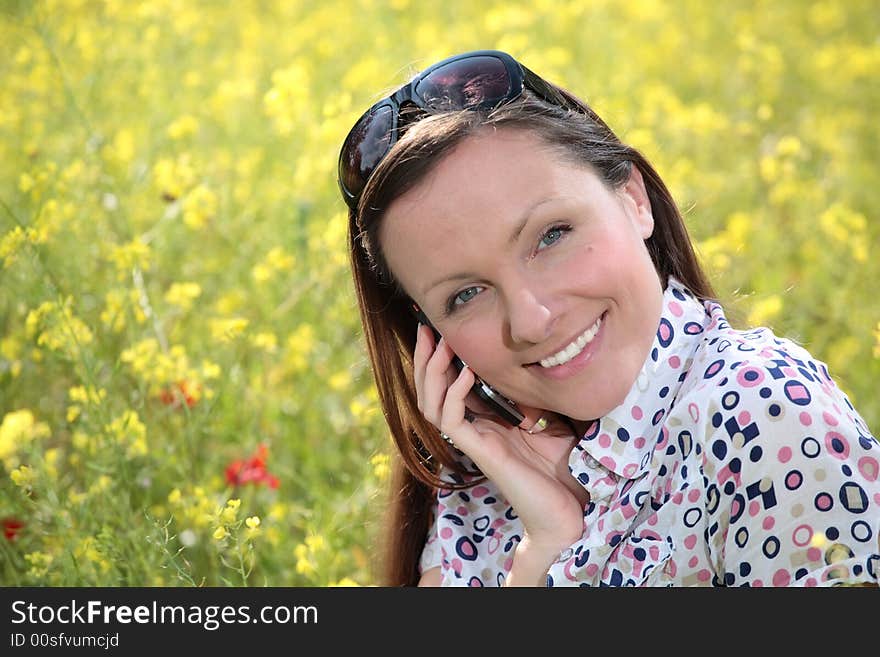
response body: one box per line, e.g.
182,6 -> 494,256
347,84 -> 716,586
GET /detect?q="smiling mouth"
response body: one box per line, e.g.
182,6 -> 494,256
536,313 -> 605,368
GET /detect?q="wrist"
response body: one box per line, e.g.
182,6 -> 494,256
505,533 -> 575,587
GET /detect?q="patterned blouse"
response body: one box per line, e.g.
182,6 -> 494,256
419,276 -> 880,586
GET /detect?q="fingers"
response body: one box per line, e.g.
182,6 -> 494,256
414,324 -> 456,425
441,363 -> 475,432
414,325 -> 557,446
509,403 -> 568,438
511,403 -> 549,434
413,323 -> 432,400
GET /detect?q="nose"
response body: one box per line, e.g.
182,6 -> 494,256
505,284 -> 555,345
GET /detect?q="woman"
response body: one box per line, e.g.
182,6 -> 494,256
338,50 -> 879,586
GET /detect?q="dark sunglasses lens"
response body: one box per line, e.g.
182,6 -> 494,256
415,56 -> 512,111
339,104 -> 395,204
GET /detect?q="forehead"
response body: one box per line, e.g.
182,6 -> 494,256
382,129 -> 587,229
388,128 -> 565,215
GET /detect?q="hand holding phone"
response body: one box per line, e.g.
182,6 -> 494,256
412,305 -> 525,426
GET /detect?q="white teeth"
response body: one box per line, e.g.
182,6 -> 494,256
539,315 -> 603,368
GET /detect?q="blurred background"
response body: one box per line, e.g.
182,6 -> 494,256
1,0 -> 877,586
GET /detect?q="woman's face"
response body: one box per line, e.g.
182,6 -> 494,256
379,128 -> 664,421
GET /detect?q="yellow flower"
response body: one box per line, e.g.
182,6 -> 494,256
268,502 -> 286,521
263,60 -> 311,135
1,410 -> 50,468
349,396 -> 377,423
88,475 -> 113,496
305,534 -> 325,552
120,338 -> 160,377
182,185 -> 218,229
213,290 -> 245,315
819,203 -> 869,262
250,332 -> 278,353
100,289 -> 128,332
44,448 -> 60,480
18,172 -> 35,194
285,324 -> 315,372
74,537 -> 109,573
370,453 -> 390,481
25,298 -> 94,357
27,198 -> 74,244
220,498 -> 240,524
759,155 -> 779,183
329,577 -> 361,587
24,551 -> 54,579
212,526 -> 228,541
0,336 -> 23,378
202,360 -> 222,379
103,128 -> 136,166
107,239 -> 152,278
251,247 -> 295,282
104,411 -> 148,459
0,226 -> 27,268
775,135 -> 803,157
10,465 -> 34,488
153,153 -> 196,201
210,317 -> 249,343
164,282 -> 202,311
167,114 -> 199,140
69,385 -> 106,406
72,430 -> 91,451
245,516 -> 261,539
328,370 -> 351,391
294,543 -> 316,575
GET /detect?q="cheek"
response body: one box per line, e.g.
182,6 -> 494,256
448,325 -> 501,372
590,232 -> 658,293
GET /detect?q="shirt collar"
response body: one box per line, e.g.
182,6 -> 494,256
569,276 -> 709,481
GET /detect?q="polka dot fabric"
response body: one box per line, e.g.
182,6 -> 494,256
418,277 -> 880,586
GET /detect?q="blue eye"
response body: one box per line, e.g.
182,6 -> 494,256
453,286 -> 480,306
443,285 -> 485,315
538,224 -> 570,249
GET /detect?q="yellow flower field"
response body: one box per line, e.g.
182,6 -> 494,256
1,0 -> 878,586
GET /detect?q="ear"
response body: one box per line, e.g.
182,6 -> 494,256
619,164 -> 655,240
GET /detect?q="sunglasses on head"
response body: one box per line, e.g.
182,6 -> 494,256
337,49 -> 577,211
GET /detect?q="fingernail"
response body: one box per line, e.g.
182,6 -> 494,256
526,415 -> 549,434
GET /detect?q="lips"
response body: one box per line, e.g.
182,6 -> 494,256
525,311 -> 607,378
538,313 -> 604,368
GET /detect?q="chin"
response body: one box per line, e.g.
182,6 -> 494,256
555,381 -> 632,422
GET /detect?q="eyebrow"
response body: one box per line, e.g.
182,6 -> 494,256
421,196 -> 566,296
507,196 -> 564,246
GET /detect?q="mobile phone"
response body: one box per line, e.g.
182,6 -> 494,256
412,305 -> 525,426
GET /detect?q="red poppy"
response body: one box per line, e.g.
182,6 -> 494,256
159,380 -> 199,409
225,444 -> 279,489
2,517 -> 24,541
